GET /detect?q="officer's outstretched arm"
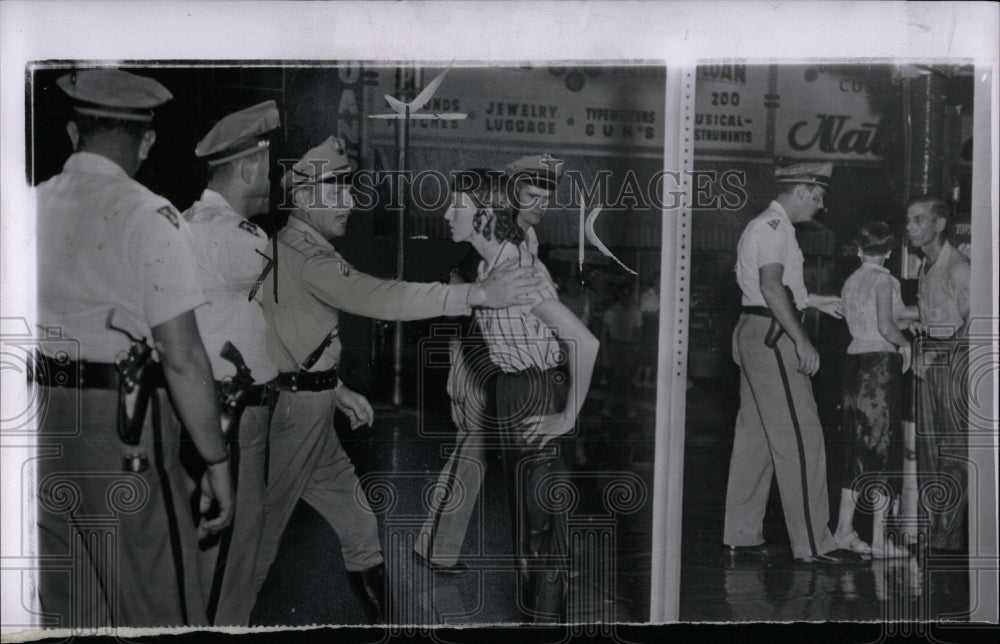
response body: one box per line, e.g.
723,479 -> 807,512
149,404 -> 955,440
302,254 -> 542,320
152,311 -> 234,532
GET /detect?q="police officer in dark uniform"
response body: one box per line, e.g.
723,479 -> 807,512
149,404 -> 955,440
254,137 -> 544,623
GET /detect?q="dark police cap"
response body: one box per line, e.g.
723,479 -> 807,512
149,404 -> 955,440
282,136 -> 353,188
505,153 -> 564,191
56,68 -> 172,123
196,100 -> 281,166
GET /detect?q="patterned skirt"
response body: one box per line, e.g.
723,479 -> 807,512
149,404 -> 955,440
841,351 -> 903,497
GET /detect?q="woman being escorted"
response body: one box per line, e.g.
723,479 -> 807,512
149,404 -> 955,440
444,169 -> 599,622
835,221 -> 913,558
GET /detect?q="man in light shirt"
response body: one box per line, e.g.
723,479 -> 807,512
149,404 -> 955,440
905,196 -> 971,553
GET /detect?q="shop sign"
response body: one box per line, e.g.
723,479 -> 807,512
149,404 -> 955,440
775,65 -> 890,161
694,64 -> 769,154
368,66 -> 665,152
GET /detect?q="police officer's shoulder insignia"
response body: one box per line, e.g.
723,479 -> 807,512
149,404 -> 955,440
157,205 -> 181,229
767,219 -> 781,230
238,220 -> 261,236
335,258 -> 351,277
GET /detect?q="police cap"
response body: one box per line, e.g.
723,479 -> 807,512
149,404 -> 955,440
196,100 -> 280,166
505,153 -> 563,191
775,162 -> 833,189
283,136 -> 353,189
56,68 -> 172,123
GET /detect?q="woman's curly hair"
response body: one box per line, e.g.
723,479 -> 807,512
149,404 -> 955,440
451,168 -> 525,246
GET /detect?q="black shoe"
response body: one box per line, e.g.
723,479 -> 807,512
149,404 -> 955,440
724,543 -> 776,558
347,562 -> 394,624
412,550 -> 470,575
795,549 -> 858,565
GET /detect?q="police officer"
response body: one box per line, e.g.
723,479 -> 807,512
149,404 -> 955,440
506,154 -> 564,256
723,162 -> 850,564
905,196 -> 970,552
35,69 -> 233,627
255,138 -> 544,623
183,100 -> 281,624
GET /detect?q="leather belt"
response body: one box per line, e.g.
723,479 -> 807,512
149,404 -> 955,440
274,367 -> 338,392
31,352 -> 164,389
741,306 -> 773,318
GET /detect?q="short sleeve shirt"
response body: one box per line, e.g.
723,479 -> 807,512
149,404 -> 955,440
735,201 -> 808,310
183,190 -> 278,382
36,152 -> 205,362
842,262 -> 904,354
917,242 -> 970,339
475,242 -> 561,373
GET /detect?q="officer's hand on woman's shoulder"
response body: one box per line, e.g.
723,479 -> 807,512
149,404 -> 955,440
471,257 -> 545,308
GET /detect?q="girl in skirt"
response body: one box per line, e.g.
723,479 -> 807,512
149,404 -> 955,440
834,221 -> 912,558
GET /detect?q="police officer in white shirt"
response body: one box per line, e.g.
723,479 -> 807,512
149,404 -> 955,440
35,69 -> 233,627
723,162 -> 851,564
506,154 -> 564,256
254,137 -> 545,623
183,100 -> 282,625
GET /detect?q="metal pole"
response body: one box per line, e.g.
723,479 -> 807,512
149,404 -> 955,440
392,103 -> 409,406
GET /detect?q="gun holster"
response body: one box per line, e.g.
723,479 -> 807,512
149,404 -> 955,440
217,381 -> 250,436
763,286 -> 799,348
763,318 -> 784,348
217,341 -> 256,436
115,355 -> 161,473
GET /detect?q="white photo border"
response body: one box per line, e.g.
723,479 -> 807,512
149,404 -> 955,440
2,0 -> 997,636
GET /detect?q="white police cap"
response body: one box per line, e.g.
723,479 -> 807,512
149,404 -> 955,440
56,68 -> 172,123
196,100 -> 281,166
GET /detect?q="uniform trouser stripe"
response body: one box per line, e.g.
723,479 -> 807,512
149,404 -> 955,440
771,344 -> 818,557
